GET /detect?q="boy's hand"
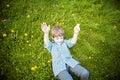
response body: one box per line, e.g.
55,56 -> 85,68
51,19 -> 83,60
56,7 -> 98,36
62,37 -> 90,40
74,24 -> 80,34
41,22 -> 50,34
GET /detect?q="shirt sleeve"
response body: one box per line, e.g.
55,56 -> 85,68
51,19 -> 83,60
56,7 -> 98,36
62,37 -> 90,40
64,39 -> 75,48
44,42 -> 53,52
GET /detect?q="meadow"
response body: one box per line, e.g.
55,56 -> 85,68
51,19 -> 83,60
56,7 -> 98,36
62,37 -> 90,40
0,0 -> 120,80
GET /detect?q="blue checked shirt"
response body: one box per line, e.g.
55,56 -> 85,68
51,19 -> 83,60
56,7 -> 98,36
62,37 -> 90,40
44,39 -> 79,77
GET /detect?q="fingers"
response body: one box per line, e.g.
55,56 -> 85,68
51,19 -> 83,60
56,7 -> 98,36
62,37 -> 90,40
42,22 -> 47,26
48,25 -> 50,29
76,24 -> 80,30
41,22 -> 50,33
76,24 -> 80,27
41,22 -> 49,27
74,24 -> 80,33
41,22 -> 46,27
41,22 -> 47,29
75,24 -> 80,29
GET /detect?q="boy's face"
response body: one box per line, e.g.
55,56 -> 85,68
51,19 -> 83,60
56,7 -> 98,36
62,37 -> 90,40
53,36 -> 64,45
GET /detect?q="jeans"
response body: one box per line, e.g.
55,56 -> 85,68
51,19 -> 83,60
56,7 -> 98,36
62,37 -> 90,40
57,64 -> 89,80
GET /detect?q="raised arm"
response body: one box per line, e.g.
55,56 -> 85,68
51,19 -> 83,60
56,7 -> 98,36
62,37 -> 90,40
71,24 -> 80,44
41,22 -> 50,46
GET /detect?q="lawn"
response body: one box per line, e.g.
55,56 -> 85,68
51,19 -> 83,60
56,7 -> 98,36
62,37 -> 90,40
0,0 -> 120,80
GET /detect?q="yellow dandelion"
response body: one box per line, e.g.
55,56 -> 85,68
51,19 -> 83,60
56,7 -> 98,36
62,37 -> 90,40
34,66 -> 37,69
88,56 -> 92,59
26,40 -> 29,43
61,5 -> 64,8
48,59 -> 52,63
31,35 -> 33,38
24,33 -> 28,37
3,33 -> 7,37
6,4 -> 10,7
60,20 -> 64,25
29,44 -> 31,46
31,67 -> 35,71
56,22 -> 59,24
11,29 -> 15,33
72,13 -> 75,16
31,66 -> 37,71
27,15 -> 30,18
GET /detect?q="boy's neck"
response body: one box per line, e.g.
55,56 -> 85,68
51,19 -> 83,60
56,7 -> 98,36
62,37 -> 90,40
56,41 -> 64,45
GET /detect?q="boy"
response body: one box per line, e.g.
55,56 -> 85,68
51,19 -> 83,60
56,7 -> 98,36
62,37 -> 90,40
41,22 -> 89,80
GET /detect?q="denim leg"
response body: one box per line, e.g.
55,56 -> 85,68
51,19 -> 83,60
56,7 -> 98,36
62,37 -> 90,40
57,70 -> 73,80
69,64 -> 89,80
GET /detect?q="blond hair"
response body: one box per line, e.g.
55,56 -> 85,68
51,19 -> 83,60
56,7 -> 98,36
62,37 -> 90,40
51,26 -> 64,38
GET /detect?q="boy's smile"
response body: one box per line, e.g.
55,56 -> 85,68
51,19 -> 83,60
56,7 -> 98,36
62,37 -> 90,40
53,36 -> 64,45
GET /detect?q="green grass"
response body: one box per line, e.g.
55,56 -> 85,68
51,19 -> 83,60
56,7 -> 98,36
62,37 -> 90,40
0,0 -> 120,80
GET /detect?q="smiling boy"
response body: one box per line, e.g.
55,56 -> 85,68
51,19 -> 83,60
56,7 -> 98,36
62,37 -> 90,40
41,22 -> 89,80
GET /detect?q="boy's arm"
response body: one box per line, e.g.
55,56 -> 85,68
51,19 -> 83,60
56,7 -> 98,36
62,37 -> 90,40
71,24 -> 80,44
41,22 -> 50,45
44,32 -> 50,46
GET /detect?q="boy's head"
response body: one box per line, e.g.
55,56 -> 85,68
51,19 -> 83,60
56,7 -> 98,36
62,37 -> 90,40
51,26 -> 64,38
51,26 -> 64,45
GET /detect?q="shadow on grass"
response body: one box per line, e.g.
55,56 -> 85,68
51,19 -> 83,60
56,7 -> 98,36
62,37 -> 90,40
0,0 -> 15,80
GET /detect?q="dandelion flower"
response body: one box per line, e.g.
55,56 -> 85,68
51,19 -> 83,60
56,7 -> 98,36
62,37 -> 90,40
88,56 -> 92,59
61,5 -> 64,8
6,4 -> 10,7
3,33 -> 7,37
11,29 -> 15,33
47,59 -> 52,63
29,44 -> 31,46
24,33 -> 28,37
61,21 -> 64,25
31,67 -> 35,71
31,66 -> 37,71
34,66 -> 37,69
27,15 -> 30,18
57,22 -> 59,24
72,13 -> 75,16
31,35 -> 33,38
26,40 -> 29,43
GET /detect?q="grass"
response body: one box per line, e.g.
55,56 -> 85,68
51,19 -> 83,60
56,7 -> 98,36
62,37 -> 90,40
0,0 -> 120,80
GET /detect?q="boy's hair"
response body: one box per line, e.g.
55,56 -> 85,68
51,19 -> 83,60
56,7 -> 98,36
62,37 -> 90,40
51,26 -> 64,38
